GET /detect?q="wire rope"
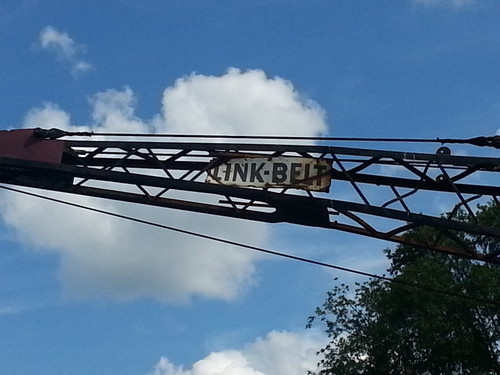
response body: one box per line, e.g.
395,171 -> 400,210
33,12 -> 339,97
0,184 -> 498,307
81,133 -> 443,142
33,127 -> 500,147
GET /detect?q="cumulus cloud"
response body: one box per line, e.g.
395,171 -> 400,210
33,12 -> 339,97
156,68 -> 326,137
89,87 -> 147,132
23,101 -> 72,129
39,26 -> 92,78
149,330 -> 326,375
0,69 -> 328,303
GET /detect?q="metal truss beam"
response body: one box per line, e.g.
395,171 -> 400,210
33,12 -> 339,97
0,129 -> 498,263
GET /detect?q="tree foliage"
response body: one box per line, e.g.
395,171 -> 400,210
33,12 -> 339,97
308,202 -> 500,374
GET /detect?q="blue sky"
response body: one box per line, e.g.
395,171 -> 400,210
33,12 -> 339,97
1,0 -> 499,374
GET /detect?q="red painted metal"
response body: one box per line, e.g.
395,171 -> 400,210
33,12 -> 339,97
0,128 -> 498,263
0,129 -> 64,163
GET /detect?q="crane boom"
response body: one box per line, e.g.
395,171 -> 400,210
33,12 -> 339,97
0,128 -> 498,263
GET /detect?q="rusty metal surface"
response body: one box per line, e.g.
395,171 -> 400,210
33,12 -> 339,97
206,157 -> 332,191
0,128 -> 499,263
0,129 -> 64,163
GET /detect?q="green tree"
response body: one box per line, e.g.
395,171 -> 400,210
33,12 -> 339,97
308,202 -> 500,375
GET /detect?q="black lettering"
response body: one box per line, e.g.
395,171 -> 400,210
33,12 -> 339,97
224,164 -> 232,181
233,163 -> 248,182
303,163 -> 310,182
272,163 -> 288,183
211,166 -> 221,181
313,165 -> 328,186
250,162 -> 265,183
290,163 -> 302,183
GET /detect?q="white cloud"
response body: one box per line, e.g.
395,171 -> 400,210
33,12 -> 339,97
0,69 -> 328,303
156,68 -> 327,137
1,190 -> 261,303
149,330 -> 326,375
89,87 -> 147,132
23,101 -> 72,129
39,25 -> 92,78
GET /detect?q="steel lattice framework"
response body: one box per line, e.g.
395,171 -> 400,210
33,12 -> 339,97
0,128 -> 498,263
